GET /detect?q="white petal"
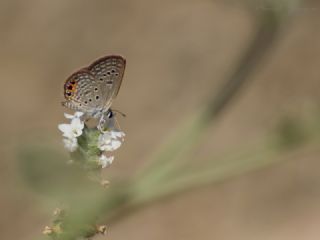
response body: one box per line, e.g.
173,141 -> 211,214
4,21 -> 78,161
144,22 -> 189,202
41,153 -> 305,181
63,138 -> 78,152
99,155 -> 114,168
68,118 -> 84,137
97,130 -> 125,151
98,133 -> 112,151
110,131 -> 125,139
110,140 -> 122,151
58,124 -> 75,138
98,144 -> 109,152
71,128 -> 83,137
58,123 -> 71,133
73,129 -> 83,137
74,112 -> 84,118
71,118 -> 84,128
64,113 -> 75,119
99,132 -> 111,143
64,112 -> 84,120
104,139 -> 122,151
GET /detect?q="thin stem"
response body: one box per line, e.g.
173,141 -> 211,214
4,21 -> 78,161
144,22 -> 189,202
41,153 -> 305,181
137,8 -> 285,185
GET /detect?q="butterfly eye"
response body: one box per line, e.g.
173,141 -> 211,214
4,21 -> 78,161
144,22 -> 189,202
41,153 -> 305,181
107,110 -> 113,118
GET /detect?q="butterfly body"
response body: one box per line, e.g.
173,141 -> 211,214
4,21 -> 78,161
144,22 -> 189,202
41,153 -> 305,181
62,55 -> 126,120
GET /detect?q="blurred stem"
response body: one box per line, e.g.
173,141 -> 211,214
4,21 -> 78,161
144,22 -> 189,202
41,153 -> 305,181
107,115 -> 320,225
136,8 -> 285,186
134,112 -> 207,190
132,113 -> 320,209
132,142 -> 279,207
204,9 -> 282,120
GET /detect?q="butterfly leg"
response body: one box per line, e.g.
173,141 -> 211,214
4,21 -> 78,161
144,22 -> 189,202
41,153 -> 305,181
97,110 -> 115,132
98,115 -> 107,132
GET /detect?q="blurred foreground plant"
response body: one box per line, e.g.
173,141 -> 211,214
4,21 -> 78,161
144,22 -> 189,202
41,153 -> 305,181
20,111 -> 320,240
36,111 -> 125,239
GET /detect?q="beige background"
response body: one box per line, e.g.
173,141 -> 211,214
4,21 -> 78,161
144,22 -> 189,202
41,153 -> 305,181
1,0 -> 320,239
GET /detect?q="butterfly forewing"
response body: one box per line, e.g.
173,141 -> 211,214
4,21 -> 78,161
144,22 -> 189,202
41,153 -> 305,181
88,55 -> 126,102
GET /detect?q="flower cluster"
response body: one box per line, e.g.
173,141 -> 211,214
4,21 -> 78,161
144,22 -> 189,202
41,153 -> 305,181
46,111 -> 125,238
58,111 -> 125,169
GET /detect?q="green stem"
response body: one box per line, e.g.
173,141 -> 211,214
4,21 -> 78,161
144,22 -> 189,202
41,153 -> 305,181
135,8 -> 284,189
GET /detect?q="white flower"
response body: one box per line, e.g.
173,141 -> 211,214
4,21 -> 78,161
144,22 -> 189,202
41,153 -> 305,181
62,137 -> 78,152
58,112 -> 85,152
110,131 -> 125,139
64,112 -> 84,120
99,155 -> 114,168
58,113 -> 85,139
98,130 -> 125,151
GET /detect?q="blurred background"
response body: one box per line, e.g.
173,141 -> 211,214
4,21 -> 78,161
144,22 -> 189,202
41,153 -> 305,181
1,0 -> 320,239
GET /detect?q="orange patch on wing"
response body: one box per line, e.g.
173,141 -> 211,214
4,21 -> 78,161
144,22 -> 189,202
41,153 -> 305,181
64,80 -> 78,100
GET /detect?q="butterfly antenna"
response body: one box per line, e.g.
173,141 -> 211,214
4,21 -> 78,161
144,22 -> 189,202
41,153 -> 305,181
113,109 -> 127,117
114,117 -> 122,131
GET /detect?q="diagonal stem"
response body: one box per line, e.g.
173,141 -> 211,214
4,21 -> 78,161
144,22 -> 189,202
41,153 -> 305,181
137,8 -> 286,186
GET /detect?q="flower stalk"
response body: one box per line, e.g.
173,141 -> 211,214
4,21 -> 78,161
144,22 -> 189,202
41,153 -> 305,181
43,111 -> 125,239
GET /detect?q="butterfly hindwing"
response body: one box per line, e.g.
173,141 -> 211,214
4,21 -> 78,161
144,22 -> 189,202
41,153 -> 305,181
63,70 -> 105,114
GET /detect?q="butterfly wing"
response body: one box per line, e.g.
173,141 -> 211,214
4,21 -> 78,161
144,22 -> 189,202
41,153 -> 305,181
87,55 -> 126,108
62,70 -> 106,116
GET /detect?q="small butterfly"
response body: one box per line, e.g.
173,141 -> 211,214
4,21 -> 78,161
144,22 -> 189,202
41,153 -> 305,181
62,55 -> 126,131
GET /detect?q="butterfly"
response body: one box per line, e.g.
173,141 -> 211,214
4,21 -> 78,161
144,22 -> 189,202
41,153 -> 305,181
62,55 -> 126,131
